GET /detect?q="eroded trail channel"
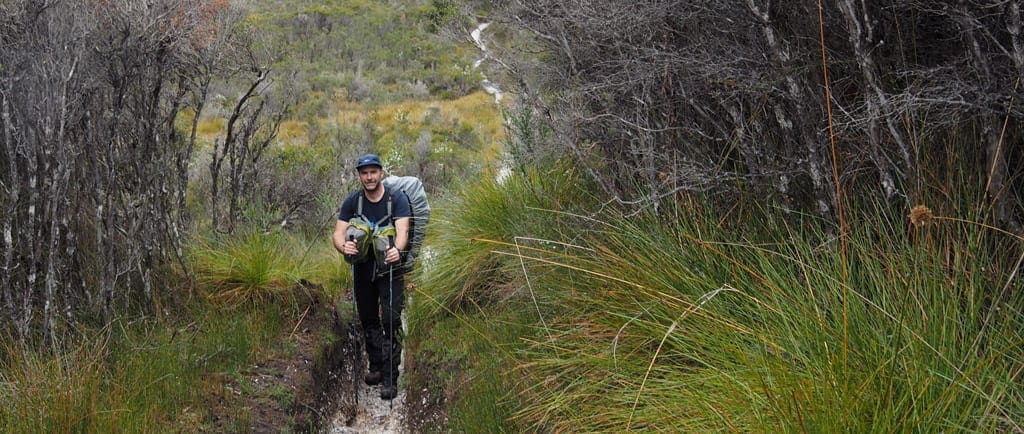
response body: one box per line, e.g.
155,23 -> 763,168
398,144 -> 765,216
326,306 -> 409,433
329,369 -> 407,434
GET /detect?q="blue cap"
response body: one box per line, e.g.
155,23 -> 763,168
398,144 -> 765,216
355,153 -> 382,170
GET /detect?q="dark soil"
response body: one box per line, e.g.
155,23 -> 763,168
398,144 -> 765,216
402,345 -> 452,432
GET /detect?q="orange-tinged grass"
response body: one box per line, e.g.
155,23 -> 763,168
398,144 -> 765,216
333,91 -> 507,160
335,91 -> 505,130
187,90 -> 507,161
278,120 -> 307,142
197,117 -> 226,138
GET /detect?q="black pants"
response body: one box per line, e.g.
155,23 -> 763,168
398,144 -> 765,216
353,260 -> 404,382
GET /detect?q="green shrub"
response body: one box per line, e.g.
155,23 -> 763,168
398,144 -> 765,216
411,160 -> 597,322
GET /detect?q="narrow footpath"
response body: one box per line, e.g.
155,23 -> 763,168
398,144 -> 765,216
329,374 -> 407,434
329,308 -> 409,434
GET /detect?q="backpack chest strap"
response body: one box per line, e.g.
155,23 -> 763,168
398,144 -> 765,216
356,189 -> 393,227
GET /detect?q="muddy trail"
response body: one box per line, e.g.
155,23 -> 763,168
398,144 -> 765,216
328,328 -> 408,434
199,284 -> 448,433
328,366 -> 408,433
326,305 -> 414,434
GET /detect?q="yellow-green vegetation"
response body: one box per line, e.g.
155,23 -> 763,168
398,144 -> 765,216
193,89 -> 504,190
409,161 -> 1024,432
346,90 -> 506,160
245,0 -> 480,101
187,0 -> 494,193
353,90 -> 505,139
197,117 -> 226,138
269,89 -> 505,153
277,119 -> 309,142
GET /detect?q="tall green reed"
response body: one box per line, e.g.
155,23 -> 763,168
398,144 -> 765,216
407,163 -> 599,431
411,161 -> 597,324
512,201 -> 1021,432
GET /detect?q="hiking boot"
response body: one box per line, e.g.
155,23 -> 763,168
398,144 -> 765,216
364,370 -> 383,386
380,374 -> 399,400
380,383 -> 398,400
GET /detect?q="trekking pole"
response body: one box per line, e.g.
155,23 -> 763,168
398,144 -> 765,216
388,235 -> 395,412
348,235 -> 359,410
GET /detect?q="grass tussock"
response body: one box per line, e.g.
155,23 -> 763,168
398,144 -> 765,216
406,162 -> 598,431
0,341 -> 107,431
411,161 -> 596,323
412,164 -> 1024,432
191,229 -> 314,305
1,223 -> 333,432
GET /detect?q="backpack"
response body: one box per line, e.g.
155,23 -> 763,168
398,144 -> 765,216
383,175 -> 430,272
343,215 -> 373,265
343,191 -> 393,266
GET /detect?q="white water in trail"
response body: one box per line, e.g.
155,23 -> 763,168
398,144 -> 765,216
329,377 -> 407,434
471,22 -> 503,104
471,20 -> 514,187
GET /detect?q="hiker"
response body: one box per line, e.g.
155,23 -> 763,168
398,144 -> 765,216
332,153 -> 412,400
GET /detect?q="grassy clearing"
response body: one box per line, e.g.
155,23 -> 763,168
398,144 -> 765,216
336,90 -> 504,136
409,164 -> 1024,432
196,90 -> 505,162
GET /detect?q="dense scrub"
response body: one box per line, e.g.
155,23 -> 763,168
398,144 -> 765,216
0,0 -> 285,341
470,0 -> 1024,229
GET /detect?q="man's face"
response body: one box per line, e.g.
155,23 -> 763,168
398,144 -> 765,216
358,166 -> 383,192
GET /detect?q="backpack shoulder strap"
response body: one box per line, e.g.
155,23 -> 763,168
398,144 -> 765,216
374,188 -> 393,227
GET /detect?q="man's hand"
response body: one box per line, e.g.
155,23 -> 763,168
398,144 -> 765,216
342,240 -> 358,256
385,246 -> 401,264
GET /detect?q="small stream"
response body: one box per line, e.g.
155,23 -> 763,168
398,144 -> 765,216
472,22 -> 503,103
472,22 -> 513,184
